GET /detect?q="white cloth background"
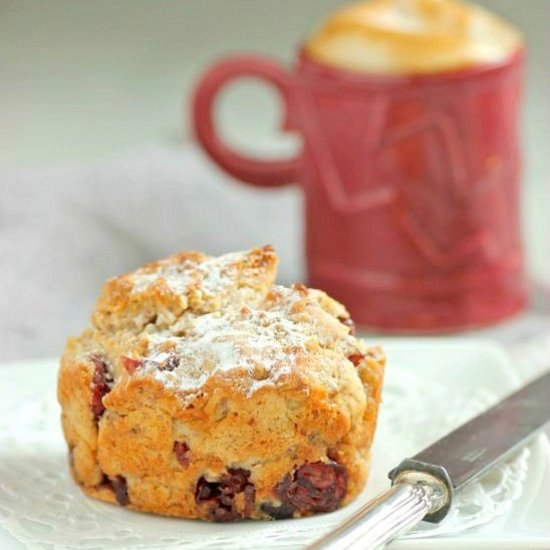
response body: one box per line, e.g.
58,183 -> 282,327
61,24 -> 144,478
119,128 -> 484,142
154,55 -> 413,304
1,145 -> 303,361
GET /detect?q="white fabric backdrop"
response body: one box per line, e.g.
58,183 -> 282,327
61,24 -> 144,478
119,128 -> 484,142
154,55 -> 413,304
1,145 -> 303,361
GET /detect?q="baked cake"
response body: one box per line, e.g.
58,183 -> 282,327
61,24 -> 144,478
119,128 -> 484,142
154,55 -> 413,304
58,246 -> 385,521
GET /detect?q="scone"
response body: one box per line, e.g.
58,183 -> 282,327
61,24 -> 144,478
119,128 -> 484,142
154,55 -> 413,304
58,245 -> 385,521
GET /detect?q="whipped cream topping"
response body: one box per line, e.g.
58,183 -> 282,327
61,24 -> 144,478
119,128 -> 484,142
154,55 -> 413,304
305,0 -> 523,74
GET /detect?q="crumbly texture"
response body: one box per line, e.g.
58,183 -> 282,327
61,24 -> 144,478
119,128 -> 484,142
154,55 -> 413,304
58,246 -> 385,521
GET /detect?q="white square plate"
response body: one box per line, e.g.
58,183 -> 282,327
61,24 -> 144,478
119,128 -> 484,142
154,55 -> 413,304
0,340 -> 549,549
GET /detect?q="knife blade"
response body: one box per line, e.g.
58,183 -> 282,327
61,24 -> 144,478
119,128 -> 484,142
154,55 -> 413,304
306,369 -> 550,550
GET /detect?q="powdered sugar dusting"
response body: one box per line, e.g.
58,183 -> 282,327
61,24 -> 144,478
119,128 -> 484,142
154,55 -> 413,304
196,252 -> 241,296
140,295 -> 311,397
125,250 -> 348,400
130,251 -> 247,297
131,263 -> 192,295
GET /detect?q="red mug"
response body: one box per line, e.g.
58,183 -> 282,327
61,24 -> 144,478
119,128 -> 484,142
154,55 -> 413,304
192,49 -> 527,332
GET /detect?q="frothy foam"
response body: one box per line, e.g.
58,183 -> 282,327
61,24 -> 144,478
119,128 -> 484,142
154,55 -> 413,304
305,0 -> 522,75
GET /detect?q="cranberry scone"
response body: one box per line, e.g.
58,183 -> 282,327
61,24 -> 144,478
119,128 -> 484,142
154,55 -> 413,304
58,246 -> 385,521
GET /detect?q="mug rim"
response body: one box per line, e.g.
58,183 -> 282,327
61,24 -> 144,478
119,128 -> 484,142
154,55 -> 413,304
296,46 -> 525,84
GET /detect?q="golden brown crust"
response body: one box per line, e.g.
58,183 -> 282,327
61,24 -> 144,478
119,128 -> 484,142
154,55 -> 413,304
58,246 -> 385,521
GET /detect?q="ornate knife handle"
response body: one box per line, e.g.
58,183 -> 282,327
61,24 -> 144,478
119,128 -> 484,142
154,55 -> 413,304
305,465 -> 453,550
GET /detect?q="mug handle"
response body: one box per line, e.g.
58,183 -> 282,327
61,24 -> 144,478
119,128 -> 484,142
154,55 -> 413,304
192,55 -> 302,188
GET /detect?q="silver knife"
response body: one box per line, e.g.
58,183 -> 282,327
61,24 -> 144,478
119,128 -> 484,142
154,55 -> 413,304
307,369 -> 550,550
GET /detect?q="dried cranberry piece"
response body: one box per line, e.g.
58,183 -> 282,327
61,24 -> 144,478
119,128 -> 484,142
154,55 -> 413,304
348,353 -> 365,367
261,473 -> 296,519
195,478 -> 216,502
339,316 -> 356,336
90,356 -> 112,420
261,500 -> 296,520
121,356 -> 142,375
195,468 -> 255,522
173,441 -> 192,467
211,506 -> 240,522
101,475 -> 130,506
110,475 -> 130,506
263,461 -> 347,519
222,468 -> 250,493
159,355 -> 179,372
289,462 -> 347,513
243,483 -> 256,517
